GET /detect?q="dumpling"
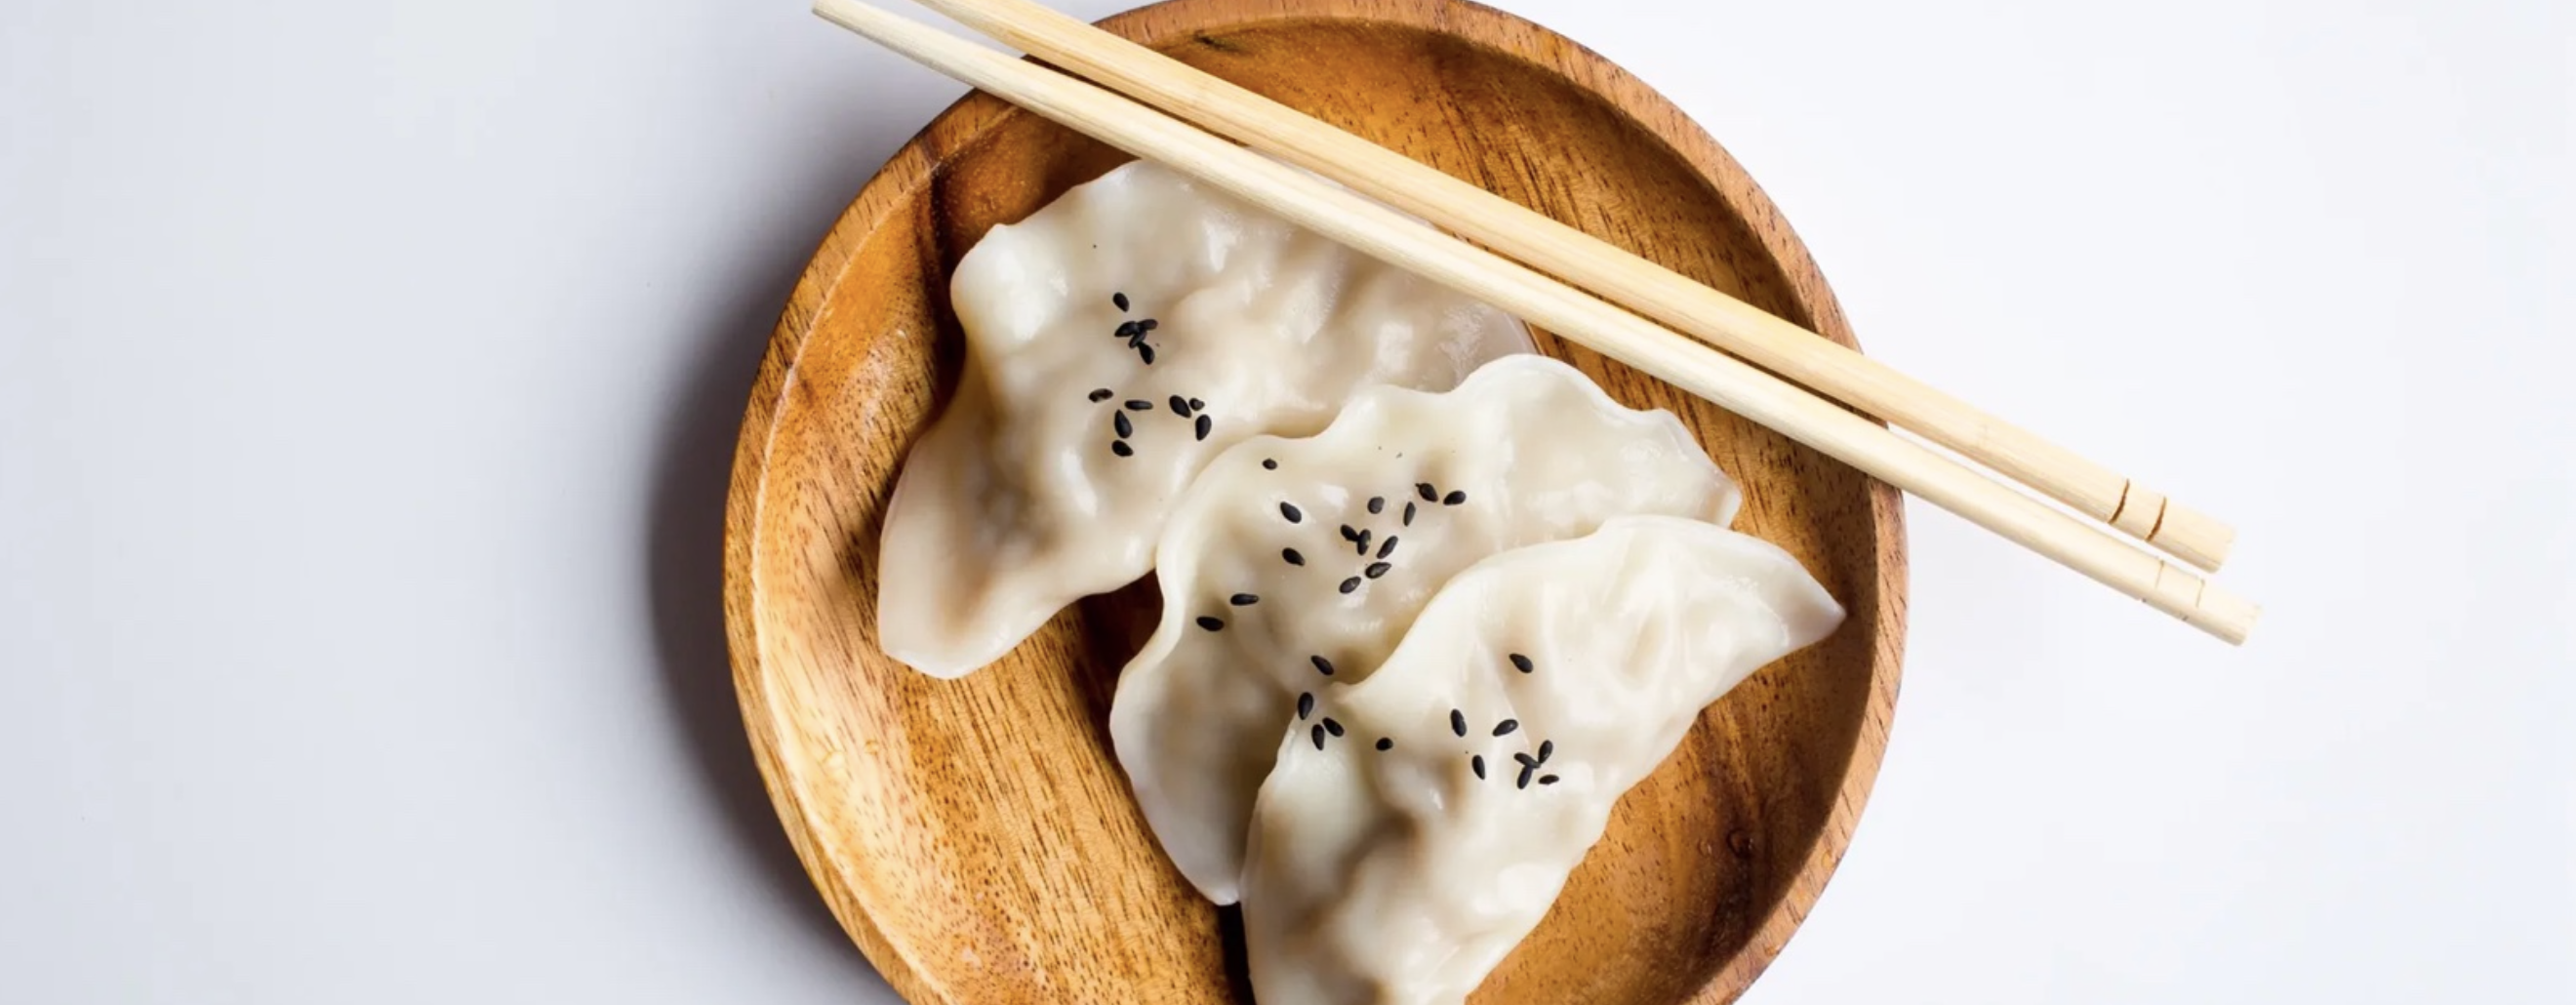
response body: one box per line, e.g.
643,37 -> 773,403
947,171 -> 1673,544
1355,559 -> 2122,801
1108,356 -> 1743,904
878,159 -> 1531,677
1238,515 -> 1844,1005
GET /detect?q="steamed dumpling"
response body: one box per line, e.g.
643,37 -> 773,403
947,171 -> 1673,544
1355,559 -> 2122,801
879,160 -> 1531,677
1239,515 -> 1844,1005
1109,356 -> 1743,904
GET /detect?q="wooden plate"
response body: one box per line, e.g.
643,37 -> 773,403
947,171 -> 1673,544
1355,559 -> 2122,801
723,1 -> 1906,1002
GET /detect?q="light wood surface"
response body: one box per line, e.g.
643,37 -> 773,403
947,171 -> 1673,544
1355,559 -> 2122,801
815,0 -> 2259,643
904,0 -> 2236,573
728,2 -> 1905,1003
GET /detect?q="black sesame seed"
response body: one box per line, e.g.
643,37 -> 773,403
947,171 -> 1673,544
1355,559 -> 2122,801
1367,497 -> 1386,514
1138,318 -> 1158,332
1110,440 -> 1134,458
1297,692 -> 1314,720
1450,709 -> 1468,737
1195,616 -> 1225,631
1376,536 -> 1398,559
1311,725 -> 1327,750
1353,530 -> 1372,555
1169,394 -> 1190,416
1114,320 -> 1141,340
1188,397 -> 1204,411
1139,344 -> 1155,365
1124,399 -> 1152,411
1509,653 -> 1534,674
1340,525 -> 1362,543
1375,737 -> 1393,751
1364,562 -> 1391,579
1229,592 -> 1259,607
1443,490 -> 1468,505
1540,775 -> 1560,785
1113,412 -> 1134,438
1112,292 -> 1129,311
1402,502 -> 1417,526
1338,577 -> 1361,594
1538,740 -> 1555,762
1417,482 -> 1438,502
1309,655 -> 1335,676
1471,755 -> 1487,779
1193,415 -> 1212,441
1493,719 -> 1519,737
1513,751 -> 1538,766
1281,547 -> 1305,566
1280,502 -> 1303,523
1088,387 -> 1113,402
1322,717 -> 1344,737
1517,763 -> 1536,789
1262,458 -> 1278,470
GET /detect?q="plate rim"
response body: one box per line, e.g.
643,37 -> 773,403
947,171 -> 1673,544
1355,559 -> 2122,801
723,1 -> 1909,1000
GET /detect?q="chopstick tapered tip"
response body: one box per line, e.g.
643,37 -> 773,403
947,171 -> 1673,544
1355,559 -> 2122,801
2152,501 -> 2236,572
2191,583 -> 2261,646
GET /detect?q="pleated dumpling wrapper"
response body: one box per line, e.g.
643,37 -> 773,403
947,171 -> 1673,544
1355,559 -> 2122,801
878,160 -> 1531,678
1239,515 -> 1844,1005
1110,355 -> 1742,904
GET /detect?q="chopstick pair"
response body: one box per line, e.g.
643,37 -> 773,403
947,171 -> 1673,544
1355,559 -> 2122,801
813,0 -> 2261,644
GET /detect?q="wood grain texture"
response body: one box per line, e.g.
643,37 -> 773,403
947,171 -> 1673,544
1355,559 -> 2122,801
723,2 -> 1906,1003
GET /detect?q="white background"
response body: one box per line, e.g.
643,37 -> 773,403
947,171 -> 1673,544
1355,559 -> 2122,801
3,0 -> 2568,1001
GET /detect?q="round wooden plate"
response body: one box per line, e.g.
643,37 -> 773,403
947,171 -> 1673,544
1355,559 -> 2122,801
723,2 -> 1906,1002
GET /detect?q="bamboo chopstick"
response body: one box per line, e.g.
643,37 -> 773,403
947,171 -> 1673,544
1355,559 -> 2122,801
903,0 -> 2235,574
811,0 -> 2260,644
